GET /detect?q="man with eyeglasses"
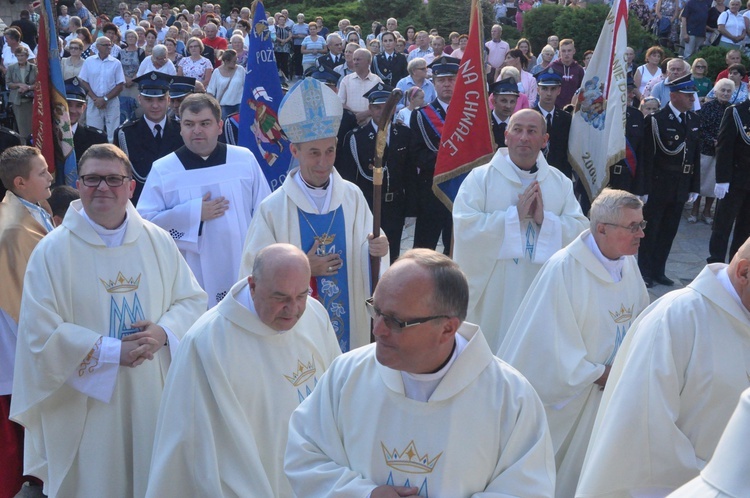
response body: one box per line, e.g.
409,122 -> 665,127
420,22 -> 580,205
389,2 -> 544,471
78,36 -> 125,142
453,109 -> 587,353
578,235 -> 750,496
10,143 -> 206,498
285,249 -> 555,497
499,189 -> 650,498
147,243 -> 341,497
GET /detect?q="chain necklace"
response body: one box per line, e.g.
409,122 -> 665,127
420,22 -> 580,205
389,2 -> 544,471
299,208 -> 338,254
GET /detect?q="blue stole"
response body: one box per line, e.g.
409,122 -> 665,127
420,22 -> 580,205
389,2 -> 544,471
297,206 -> 352,352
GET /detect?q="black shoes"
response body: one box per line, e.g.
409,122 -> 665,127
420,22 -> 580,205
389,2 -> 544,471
643,276 -> 654,288
653,275 -> 675,286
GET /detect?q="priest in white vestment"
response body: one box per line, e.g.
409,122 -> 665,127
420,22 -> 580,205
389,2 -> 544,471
576,238 -> 750,498
10,145 -> 207,498
285,249 -> 556,497
453,109 -> 587,352
499,189 -> 650,498
668,387 -> 750,498
147,244 -> 341,497
240,78 -> 389,352
137,93 -> 271,308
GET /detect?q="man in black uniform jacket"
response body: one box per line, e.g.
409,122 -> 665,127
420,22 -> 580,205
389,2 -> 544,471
533,69 -> 572,179
65,77 -> 107,174
371,31 -> 408,87
708,95 -> 750,263
317,33 -> 345,71
113,71 -> 184,203
607,77 -> 645,195
489,78 -> 519,149
639,73 -> 701,288
408,56 -> 460,255
336,84 -> 410,262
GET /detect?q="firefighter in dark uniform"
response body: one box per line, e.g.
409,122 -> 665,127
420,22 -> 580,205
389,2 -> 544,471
371,31 -> 408,86
65,77 -> 107,168
113,71 -> 184,203
533,69 -> 572,178
167,75 -> 197,121
708,92 -> 750,263
489,78 -> 518,149
639,73 -> 701,288
336,84 -> 410,262
607,76 -> 645,195
408,56 -> 460,255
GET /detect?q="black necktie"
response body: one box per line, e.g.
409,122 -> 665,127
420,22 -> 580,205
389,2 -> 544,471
546,112 -> 553,130
154,123 -> 162,142
679,112 -> 686,124
498,122 -> 507,137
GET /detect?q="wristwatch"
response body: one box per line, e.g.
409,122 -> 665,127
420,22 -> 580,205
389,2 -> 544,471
103,96 -> 109,102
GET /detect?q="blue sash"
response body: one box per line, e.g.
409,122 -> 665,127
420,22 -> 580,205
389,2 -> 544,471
298,207 -> 352,351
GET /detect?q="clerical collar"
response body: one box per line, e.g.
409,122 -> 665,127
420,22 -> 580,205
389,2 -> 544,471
294,170 -> 333,214
510,159 -> 539,175
80,207 -> 129,248
299,173 -> 330,190
583,231 -> 624,282
400,332 -> 469,402
717,267 -> 750,319
175,142 -> 228,170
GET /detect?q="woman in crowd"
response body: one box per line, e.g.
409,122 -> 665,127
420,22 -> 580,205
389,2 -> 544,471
347,31 -> 365,48
368,39 -> 381,57
207,50 -> 245,119
451,34 -> 469,60
77,27 -> 95,59
396,86 -> 425,127
166,25 -> 185,54
301,22 -> 327,74
639,96 -> 660,115
693,78 -> 733,225
500,67 -> 530,111
58,4 -> 72,36
6,46 -> 37,139
274,14 -> 293,79
404,26 -> 417,51
118,29 -> 145,104
395,37 -> 407,55
515,38 -> 535,65
633,46 -> 663,99
144,27 -> 158,56
445,32 -> 460,55
230,34 -> 247,68
691,58 -> 712,100
717,0 -> 745,49
367,22 -> 382,43
134,26 -> 147,50
165,37 -> 183,66
583,50 -> 594,68
499,49 -> 537,104
178,37 -> 213,88
705,63 -> 748,103
530,44 -> 555,75
655,0 -> 681,49
61,38 -> 85,80
706,0 -> 727,44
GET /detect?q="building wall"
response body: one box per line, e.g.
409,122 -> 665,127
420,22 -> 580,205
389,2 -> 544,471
0,3 -> 28,30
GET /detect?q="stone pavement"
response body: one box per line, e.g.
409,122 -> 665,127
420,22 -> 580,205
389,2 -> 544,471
399,205 -> 716,304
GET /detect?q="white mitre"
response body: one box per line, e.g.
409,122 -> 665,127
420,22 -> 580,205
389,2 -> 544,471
278,78 -> 344,143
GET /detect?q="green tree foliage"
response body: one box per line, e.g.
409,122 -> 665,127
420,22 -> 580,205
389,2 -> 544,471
361,0 -> 424,26
427,0 -> 495,39
522,5 -> 564,55
551,4 -> 608,56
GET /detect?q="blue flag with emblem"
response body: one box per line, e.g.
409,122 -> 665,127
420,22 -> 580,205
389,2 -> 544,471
237,0 -> 293,191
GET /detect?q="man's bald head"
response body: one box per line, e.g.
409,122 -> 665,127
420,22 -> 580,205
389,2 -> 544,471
727,237 -> 750,312
252,243 -> 310,283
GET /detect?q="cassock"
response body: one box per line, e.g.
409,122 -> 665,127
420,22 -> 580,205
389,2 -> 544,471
137,143 -> 271,307
285,323 -> 556,497
146,279 -> 341,498
114,116 -> 184,203
576,264 -> 750,498
607,106 -> 646,195
336,119 -> 410,261
9,201 -> 206,498
452,149 -> 588,352
239,167 -> 387,352
408,99 -> 453,252
498,231 -> 649,498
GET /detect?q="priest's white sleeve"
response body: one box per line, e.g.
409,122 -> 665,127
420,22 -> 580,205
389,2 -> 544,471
136,166 -> 203,254
534,210 -> 563,263
64,336 -> 120,403
285,366 -> 380,497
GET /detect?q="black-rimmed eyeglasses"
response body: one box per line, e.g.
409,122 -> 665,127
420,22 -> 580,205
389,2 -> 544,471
80,174 -> 131,187
365,298 -> 450,331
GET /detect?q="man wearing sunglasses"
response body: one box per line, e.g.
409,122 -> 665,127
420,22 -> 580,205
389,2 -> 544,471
10,144 -> 206,498
499,189 -> 650,498
285,249 -> 555,497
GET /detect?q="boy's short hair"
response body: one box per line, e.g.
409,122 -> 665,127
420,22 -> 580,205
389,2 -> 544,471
48,185 -> 80,219
0,146 -> 42,191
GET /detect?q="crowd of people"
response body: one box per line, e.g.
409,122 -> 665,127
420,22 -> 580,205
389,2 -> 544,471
1,1 -> 750,498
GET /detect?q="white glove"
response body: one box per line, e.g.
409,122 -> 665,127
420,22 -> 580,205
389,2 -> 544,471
639,195 -> 648,205
687,192 -> 699,204
714,183 -> 729,199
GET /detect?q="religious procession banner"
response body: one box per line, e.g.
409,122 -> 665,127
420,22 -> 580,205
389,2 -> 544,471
238,0 -> 293,191
34,0 -> 76,186
432,0 -> 495,210
568,0 -> 628,201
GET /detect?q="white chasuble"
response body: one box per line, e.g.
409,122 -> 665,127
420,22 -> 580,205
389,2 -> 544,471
10,201 -> 206,498
285,323 -> 556,497
499,231 -> 649,498
577,264 -> 750,498
147,279 -> 341,498
452,149 -> 587,353
137,145 -> 271,307
239,167 -> 388,351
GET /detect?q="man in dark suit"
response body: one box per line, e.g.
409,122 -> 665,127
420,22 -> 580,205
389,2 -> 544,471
489,78 -> 518,149
608,77 -> 645,195
533,69 -> 572,179
65,77 -> 107,172
336,84 -> 410,262
639,74 -> 701,287
113,71 -> 184,202
408,56 -> 460,254
371,31 -> 408,87
317,33 -> 345,71
708,95 -> 750,263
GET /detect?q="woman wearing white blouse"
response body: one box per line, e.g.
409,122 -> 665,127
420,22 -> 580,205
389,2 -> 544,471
206,49 -> 245,119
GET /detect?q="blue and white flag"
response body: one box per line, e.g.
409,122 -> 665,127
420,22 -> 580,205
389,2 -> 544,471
238,0 -> 292,191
